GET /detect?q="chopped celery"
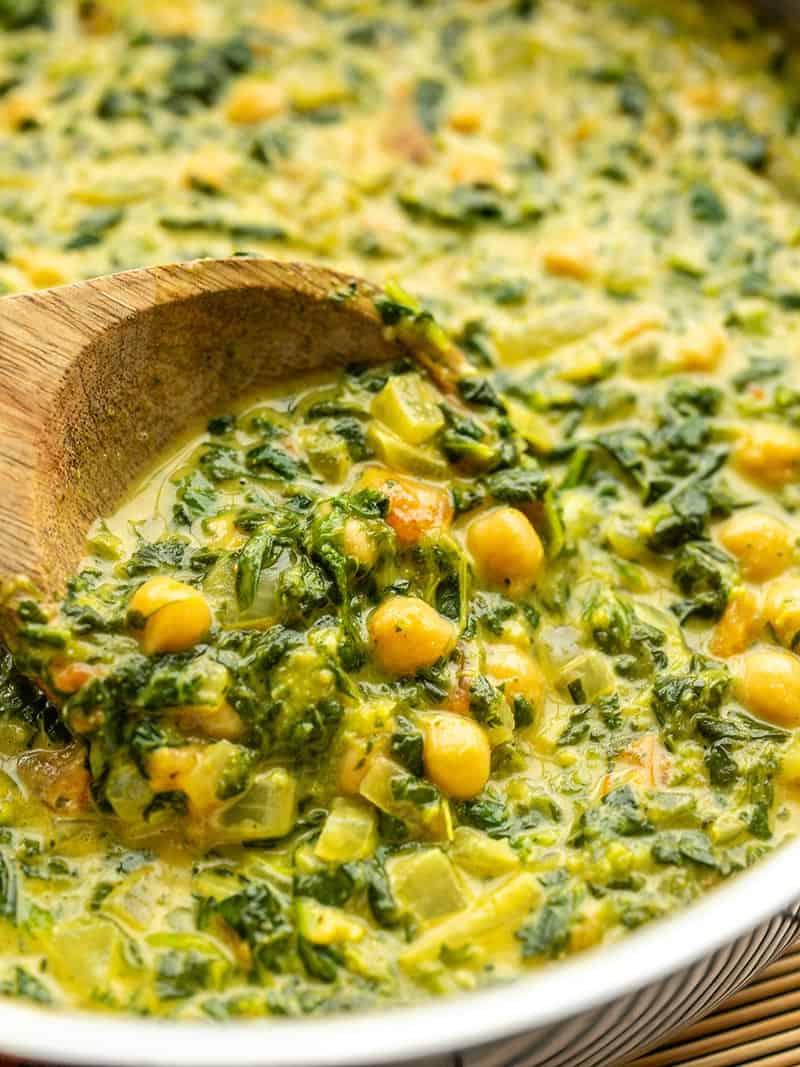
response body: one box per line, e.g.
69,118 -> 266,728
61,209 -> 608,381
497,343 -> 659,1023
300,427 -> 352,482
366,422 -> 449,478
191,867 -> 243,903
495,306 -> 608,362
102,866 -> 162,931
557,651 -> 615,703
371,374 -> 445,445
146,931 -> 231,959
399,872 -> 541,971
105,756 -> 154,824
387,849 -> 467,922
505,398 -> 555,453
450,826 -> 519,877
172,739 -> 247,817
48,916 -> 128,991
84,520 -> 122,561
202,555 -> 239,625
481,693 -> 516,749
558,344 -> 612,384
214,768 -> 297,842
359,755 -> 453,840
295,898 -> 366,944
315,797 -> 377,863
636,603 -> 691,671
190,658 -> 230,708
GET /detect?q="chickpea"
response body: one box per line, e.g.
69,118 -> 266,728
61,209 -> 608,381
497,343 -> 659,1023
677,323 -> 727,372
358,468 -> 452,547
485,643 -> 545,709
735,424 -> 800,486
710,589 -> 761,658
141,599 -> 212,655
763,575 -> 800,649
737,647 -> 800,727
467,507 -> 544,598
146,741 -> 235,816
368,596 -> 457,676
542,239 -> 593,281
718,512 -> 794,581
146,745 -> 199,795
177,702 -> 244,741
423,713 -> 490,800
129,575 -> 193,619
128,576 -> 211,656
780,735 -> 800,784
225,79 -> 285,125
342,517 -> 378,569
448,102 -> 481,134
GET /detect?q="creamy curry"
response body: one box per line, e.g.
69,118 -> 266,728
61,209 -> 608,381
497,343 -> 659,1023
2,0 -> 800,1021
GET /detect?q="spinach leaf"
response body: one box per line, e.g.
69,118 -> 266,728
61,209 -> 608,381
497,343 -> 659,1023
689,182 -> 726,223
64,208 -> 123,251
0,0 -> 50,30
202,882 -> 293,972
671,542 -> 737,622
415,77 -> 446,133
246,443 -> 306,479
517,892 -> 574,958
126,539 -> 189,575
0,966 -> 51,1004
295,865 -> 356,907
484,465 -> 548,503
652,830 -> 718,869
173,470 -> 218,525
651,660 -> 731,747
235,529 -> 277,611
580,785 -> 653,841
156,951 -> 213,1000
732,357 -> 785,393
458,376 -> 506,411
390,716 -> 424,777
163,35 -> 252,113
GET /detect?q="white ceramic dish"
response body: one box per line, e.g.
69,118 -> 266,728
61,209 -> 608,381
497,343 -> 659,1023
2,4 -> 800,1062
0,836 -> 795,1067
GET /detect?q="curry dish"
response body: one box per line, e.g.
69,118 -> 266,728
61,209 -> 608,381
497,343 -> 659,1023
3,0 -> 800,1021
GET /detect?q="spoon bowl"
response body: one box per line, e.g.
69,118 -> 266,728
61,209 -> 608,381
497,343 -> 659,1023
0,258 -> 430,602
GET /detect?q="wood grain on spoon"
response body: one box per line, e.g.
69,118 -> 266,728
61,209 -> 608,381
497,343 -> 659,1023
0,258 -> 466,608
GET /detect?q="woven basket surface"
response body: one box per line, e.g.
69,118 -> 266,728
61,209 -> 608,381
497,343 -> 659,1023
623,940 -> 800,1067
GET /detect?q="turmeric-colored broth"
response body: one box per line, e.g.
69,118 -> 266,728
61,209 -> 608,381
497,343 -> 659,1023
2,0 -> 800,1020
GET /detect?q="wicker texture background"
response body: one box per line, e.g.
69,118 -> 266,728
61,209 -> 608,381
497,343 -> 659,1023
623,941 -> 800,1067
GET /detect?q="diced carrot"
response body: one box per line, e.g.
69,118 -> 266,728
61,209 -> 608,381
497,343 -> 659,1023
444,679 -> 471,716
50,660 -> 97,695
382,90 -> 432,165
601,733 -> 668,796
337,737 -> 373,795
358,468 -> 453,547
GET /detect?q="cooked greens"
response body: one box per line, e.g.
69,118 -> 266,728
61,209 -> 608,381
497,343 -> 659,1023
1,0 -> 800,1024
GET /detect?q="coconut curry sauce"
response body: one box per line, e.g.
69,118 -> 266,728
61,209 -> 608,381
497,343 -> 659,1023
3,0 -> 800,1021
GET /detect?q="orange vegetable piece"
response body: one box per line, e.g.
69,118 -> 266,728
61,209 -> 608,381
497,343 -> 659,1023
709,589 -> 762,658
358,467 -> 452,547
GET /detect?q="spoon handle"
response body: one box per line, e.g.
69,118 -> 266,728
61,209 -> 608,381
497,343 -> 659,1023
0,258 -> 398,598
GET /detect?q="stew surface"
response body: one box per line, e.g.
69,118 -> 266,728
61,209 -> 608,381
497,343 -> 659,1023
2,0 -> 800,1020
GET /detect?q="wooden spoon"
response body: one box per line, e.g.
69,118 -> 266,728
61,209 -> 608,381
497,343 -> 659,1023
0,257 -> 464,606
